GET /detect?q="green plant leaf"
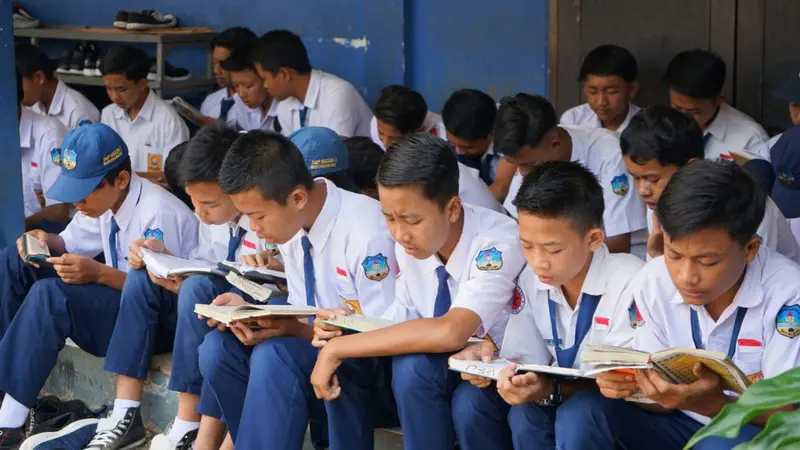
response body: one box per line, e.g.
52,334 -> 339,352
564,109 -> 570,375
684,368 -> 800,449
733,411 -> 800,450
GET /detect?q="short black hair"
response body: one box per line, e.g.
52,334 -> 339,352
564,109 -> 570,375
513,160 -> 604,232
181,123 -> 243,185
220,45 -> 256,73
579,45 -> 638,83
494,94 -> 558,157
219,130 -> 314,204
211,27 -> 258,51
664,50 -> 726,100
374,85 -> 428,134
253,30 -> 312,75
656,160 -> 765,247
15,42 -> 56,80
102,156 -> 133,186
101,45 -> 151,81
442,89 -> 497,141
620,105 -> 704,167
321,171 -> 360,194
164,142 -> 194,210
377,133 -> 459,209
345,137 -> 384,192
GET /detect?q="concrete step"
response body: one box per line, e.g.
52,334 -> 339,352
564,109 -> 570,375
43,343 -> 403,449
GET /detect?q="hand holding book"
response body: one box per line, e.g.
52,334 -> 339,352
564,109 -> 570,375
450,341 -> 498,389
633,363 -> 731,417
497,365 -> 553,406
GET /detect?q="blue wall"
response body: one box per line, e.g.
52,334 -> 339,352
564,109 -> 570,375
19,0 -> 548,109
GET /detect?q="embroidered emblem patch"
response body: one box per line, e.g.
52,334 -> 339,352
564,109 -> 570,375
779,171 -> 795,185
342,298 -> 363,315
510,286 -> 525,314
103,147 -> 123,166
475,247 -> 503,271
362,254 -> 390,281
144,228 -> 164,242
78,119 -> 92,127
628,301 -> 645,329
50,148 -> 61,166
611,174 -> 629,196
62,148 -> 77,170
776,305 -> 800,338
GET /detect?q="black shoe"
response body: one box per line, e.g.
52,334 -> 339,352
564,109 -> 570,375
126,10 -> 177,30
85,408 -> 146,450
28,399 -> 99,436
82,44 -> 99,77
113,11 -> 129,29
56,50 -> 71,74
148,61 -> 191,82
0,426 -> 24,449
24,396 -> 62,436
68,44 -> 86,75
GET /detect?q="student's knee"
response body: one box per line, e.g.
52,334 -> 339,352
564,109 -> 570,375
120,269 -> 157,305
198,330 -> 238,382
25,278 -> 67,310
391,353 -> 441,395
451,382 -> 498,429
554,390 -> 613,443
249,337 -> 309,377
177,275 -> 218,315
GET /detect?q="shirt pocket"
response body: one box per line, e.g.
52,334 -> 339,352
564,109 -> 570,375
734,345 -> 764,380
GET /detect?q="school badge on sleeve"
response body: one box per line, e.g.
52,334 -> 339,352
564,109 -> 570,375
510,286 -> 525,314
62,148 -> 77,170
50,148 -> 62,166
144,228 -> 165,242
776,305 -> 800,338
628,301 -> 645,328
611,174 -> 630,196
362,254 -> 390,281
475,247 -> 503,271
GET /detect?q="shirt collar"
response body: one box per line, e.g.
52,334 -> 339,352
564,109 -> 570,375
109,174 -> 143,232
536,244 -> 610,301
113,90 -> 156,122
48,80 -> 67,116
232,214 -> 248,233
305,178 -> 340,253
19,108 -> 33,149
704,103 -> 730,142
303,70 -> 321,109
267,98 -> 280,118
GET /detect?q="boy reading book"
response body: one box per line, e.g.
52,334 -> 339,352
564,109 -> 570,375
449,161 -> 644,450
567,160 -> 800,450
196,130 -> 397,449
310,134 -> 525,450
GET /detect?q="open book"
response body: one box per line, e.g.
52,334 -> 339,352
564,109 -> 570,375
140,249 -> 286,283
580,344 -> 751,394
194,304 -> 318,326
170,96 -> 207,126
320,315 -> 487,345
447,358 -> 629,381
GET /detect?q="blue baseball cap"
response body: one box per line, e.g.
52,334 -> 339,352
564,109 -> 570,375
770,125 -> 800,219
773,65 -> 800,103
47,123 -> 129,204
743,159 -> 776,197
289,127 -> 348,176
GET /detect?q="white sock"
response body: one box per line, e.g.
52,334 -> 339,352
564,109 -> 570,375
97,399 -> 141,431
0,395 -> 30,429
166,418 -> 199,442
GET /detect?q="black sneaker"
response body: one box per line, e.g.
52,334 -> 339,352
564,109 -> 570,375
126,10 -> 177,30
0,426 -> 25,449
84,408 -> 146,450
148,61 -> 191,82
24,396 -> 62,436
56,50 -> 71,74
68,45 -> 86,75
113,11 -> 129,29
82,44 -> 99,77
149,425 -> 198,450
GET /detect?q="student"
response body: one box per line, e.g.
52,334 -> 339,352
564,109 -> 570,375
16,42 -> 99,130
221,45 -> 281,132
768,65 -> 800,149
15,68 -> 70,232
344,136 -> 384,200
369,85 -> 446,150
310,133 -> 525,450
450,161 -> 644,450
768,126 -> 800,248
0,124 -> 197,448
196,130 -> 397,449
100,44 -> 189,186
200,27 -> 258,121
664,49 -> 769,161
289,126 -> 360,194
621,105 -> 800,263
561,160 -> 800,450
496,94 -> 647,254
41,124 -> 256,450
252,29 -> 372,137
163,142 -> 194,210
561,45 -> 641,134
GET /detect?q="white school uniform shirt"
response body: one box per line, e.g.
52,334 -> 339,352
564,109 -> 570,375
632,249 -> 800,425
704,103 -> 770,162
59,175 -> 198,272
501,245 -> 644,368
276,70 -> 372,138
370,111 -> 448,151
458,163 -> 505,213
200,87 -> 233,119
767,133 -> 782,150
559,103 -> 641,134
101,90 -> 189,173
384,204 -> 525,348
458,141 -> 501,184
19,109 -> 68,217
278,178 -> 397,316
226,99 -> 280,132
504,126 -> 648,238
190,214 -> 260,264
31,80 -> 99,130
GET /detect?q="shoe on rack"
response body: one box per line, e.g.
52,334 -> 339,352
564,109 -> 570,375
68,44 -> 86,75
56,50 -> 71,74
148,425 -> 197,450
84,407 -> 146,450
82,44 -> 98,76
12,3 -> 39,29
113,11 -> 130,29
126,10 -> 177,30
148,61 -> 191,82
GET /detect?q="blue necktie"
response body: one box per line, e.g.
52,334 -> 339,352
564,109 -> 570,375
433,266 -> 451,317
547,292 -> 601,368
108,217 -> 120,270
219,98 -> 235,121
299,107 -> 309,128
226,227 -> 247,262
301,236 -> 315,307
479,154 -> 496,185
690,307 -> 747,358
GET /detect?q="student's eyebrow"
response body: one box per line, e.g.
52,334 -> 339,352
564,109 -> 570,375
382,210 -> 419,219
541,241 -> 560,247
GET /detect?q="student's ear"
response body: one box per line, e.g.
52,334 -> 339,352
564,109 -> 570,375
445,196 -> 461,224
744,236 -> 761,263
288,187 -> 308,211
687,157 -> 699,166
34,71 -> 46,86
586,226 -> 605,251
629,80 -> 640,99
115,170 -> 131,191
715,94 -> 725,107
135,78 -> 149,92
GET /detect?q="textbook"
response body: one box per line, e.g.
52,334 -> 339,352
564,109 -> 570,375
140,249 -> 287,284
169,97 -> 206,126
448,358 -> 606,381
22,234 -> 50,264
579,344 -> 751,394
193,304 -> 318,326
319,315 -> 488,345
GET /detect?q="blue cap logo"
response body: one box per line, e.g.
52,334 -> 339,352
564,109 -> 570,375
779,171 -> 795,185
62,148 -> 77,171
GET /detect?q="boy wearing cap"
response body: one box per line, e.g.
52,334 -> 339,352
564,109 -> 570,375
0,124 -> 197,448
769,126 -> 800,248
195,128 -> 396,449
768,66 -> 800,149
